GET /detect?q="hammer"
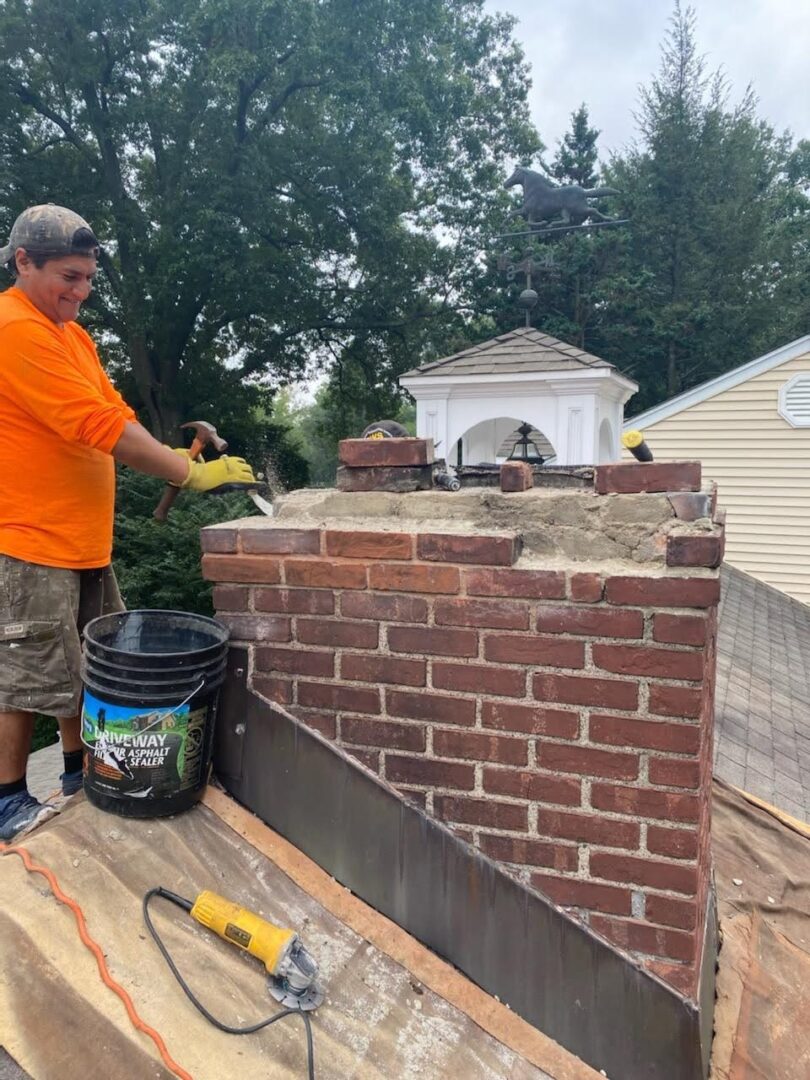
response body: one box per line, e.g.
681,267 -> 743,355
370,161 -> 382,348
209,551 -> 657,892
153,420 -> 228,522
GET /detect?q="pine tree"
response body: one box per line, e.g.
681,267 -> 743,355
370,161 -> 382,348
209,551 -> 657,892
551,105 -> 599,189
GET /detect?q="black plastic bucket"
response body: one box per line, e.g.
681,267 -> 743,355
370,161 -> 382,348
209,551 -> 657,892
80,610 -> 230,818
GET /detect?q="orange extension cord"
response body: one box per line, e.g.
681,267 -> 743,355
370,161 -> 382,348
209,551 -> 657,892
0,840 -> 193,1080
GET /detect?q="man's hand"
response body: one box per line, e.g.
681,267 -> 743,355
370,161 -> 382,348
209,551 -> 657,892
172,450 -> 256,492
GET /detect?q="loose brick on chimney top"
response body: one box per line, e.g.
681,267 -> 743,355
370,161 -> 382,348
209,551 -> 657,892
207,480 -> 721,1002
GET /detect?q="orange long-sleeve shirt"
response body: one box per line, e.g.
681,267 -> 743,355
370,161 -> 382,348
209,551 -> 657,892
0,287 -> 136,568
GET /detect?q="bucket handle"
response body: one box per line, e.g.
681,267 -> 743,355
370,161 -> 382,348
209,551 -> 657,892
81,677 -> 206,749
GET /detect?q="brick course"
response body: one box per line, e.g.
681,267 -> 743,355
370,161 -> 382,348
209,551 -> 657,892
209,492 -> 720,1001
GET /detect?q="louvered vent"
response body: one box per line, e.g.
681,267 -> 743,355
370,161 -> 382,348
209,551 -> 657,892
778,373 -> 810,427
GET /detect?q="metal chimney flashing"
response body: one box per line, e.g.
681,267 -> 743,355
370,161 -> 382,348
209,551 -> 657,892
214,649 -> 713,1080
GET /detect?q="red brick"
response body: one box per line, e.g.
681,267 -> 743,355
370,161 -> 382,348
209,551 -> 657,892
480,835 -> 577,870
569,573 -> 603,603
338,437 -> 434,467
652,613 -> 708,647
325,530 -> 413,560
536,607 -> 643,638
649,684 -> 703,719
433,730 -> 527,766
256,646 -> 334,677
646,893 -> 697,931
648,757 -> 700,790
482,701 -> 579,739
536,809 -> 640,849
341,652 -> 426,687
341,592 -> 428,623
605,575 -> 720,609
536,743 -> 639,781
666,535 -> 723,569
298,681 -> 381,715
368,563 -> 460,594
346,747 -> 381,771
255,587 -> 335,615
284,558 -> 367,590
241,528 -> 321,555
589,916 -> 695,961
591,783 -> 700,823
389,625 -> 478,658
434,598 -> 529,630
385,756 -> 474,790
251,675 -> 293,705
342,716 -> 426,752
435,796 -> 528,831
589,715 -> 700,754
590,852 -> 697,895
499,461 -> 533,492
644,959 -> 696,997
531,874 -> 631,916
466,568 -> 565,599
386,690 -> 476,726
595,461 -> 701,495
484,635 -> 585,668
200,527 -> 238,553
336,464 -> 433,492
212,585 -> 249,611
202,554 -> 281,584
592,643 -> 704,681
533,673 -> 638,710
483,767 -> 581,806
288,708 -> 336,739
417,533 -> 520,566
647,825 -> 699,860
434,662 -> 526,698
218,614 -> 291,642
296,619 -> 379,649
399,788 -> 427,809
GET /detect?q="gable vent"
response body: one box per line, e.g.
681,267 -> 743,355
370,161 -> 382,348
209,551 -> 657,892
778,373 -> 810,427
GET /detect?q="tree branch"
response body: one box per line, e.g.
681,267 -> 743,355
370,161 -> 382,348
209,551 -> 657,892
15,85 -> 97,164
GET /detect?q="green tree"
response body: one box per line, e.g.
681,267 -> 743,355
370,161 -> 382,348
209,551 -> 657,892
550,104 -> 599,189
0,0 -> 539,442
606,3 -> 809,407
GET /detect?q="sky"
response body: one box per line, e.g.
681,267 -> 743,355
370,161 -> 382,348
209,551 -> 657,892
483,0 -> 810,160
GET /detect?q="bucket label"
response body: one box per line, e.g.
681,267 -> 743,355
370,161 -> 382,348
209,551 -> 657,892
82,690 -> 210,798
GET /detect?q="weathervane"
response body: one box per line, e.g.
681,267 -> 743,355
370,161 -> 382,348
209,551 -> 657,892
493,165 -> 629,326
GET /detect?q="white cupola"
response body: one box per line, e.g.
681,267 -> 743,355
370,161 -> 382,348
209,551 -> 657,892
399,327 -> 638,467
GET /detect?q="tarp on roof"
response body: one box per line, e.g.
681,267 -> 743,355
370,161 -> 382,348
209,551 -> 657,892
710,780 -> 810,1079
0,793 -> 558,1080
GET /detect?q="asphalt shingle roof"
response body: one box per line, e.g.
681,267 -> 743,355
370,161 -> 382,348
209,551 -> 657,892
401,327 -> 615,378
715,564 -> 810,822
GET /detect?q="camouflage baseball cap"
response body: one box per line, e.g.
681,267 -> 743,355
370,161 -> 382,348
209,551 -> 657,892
0,204 -> 99,265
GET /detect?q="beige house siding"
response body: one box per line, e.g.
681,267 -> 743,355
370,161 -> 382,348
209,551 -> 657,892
625,350 -> 810,605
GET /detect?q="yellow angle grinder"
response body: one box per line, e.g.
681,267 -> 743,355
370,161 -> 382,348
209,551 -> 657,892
190,889 -> 323,1010
144,885 -> 323,1013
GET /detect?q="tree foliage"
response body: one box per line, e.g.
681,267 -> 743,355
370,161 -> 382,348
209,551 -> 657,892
605,3 -> 810,406
0,0 -> 539,441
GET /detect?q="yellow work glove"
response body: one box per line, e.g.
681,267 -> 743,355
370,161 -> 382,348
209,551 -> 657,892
171,449 -> 256,492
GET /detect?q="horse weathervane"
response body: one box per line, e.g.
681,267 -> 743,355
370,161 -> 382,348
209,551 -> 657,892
493,165 -> 629,326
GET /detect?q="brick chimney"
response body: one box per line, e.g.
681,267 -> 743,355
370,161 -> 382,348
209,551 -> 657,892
202,450 -> 722,1001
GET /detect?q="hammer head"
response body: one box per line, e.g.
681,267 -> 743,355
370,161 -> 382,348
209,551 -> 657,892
181,420 -> 228,454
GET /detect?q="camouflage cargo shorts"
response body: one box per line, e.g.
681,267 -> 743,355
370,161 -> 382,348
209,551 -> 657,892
0,555 -> 125,717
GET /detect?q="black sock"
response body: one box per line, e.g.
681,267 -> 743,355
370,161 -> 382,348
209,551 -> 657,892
63,750 -> 83,775
0,777 -> 27,800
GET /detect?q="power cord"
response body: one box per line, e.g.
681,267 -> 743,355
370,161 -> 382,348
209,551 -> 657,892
143,887 -> 316,1080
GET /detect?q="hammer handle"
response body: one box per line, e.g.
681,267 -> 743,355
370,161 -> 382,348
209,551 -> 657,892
153,435 -> 207,522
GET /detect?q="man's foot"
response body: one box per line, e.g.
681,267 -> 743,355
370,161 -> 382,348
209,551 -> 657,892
0,790 -> 58,842
60,769 -> 83,797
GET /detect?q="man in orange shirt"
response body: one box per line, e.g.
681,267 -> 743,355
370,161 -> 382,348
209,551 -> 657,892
0,205 -> 255,840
